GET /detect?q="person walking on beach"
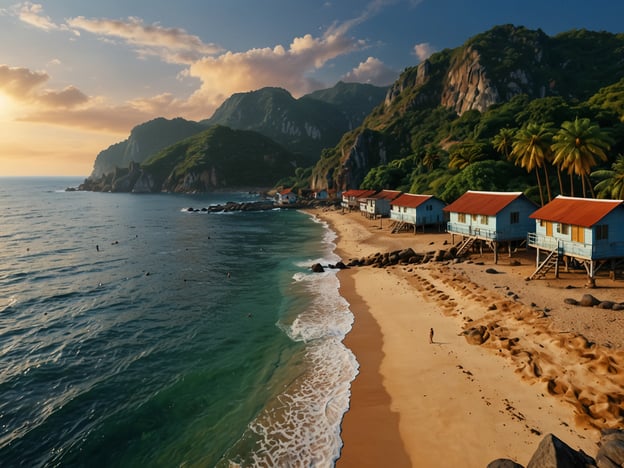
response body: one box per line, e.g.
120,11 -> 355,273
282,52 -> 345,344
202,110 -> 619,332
429,328 -> 434,344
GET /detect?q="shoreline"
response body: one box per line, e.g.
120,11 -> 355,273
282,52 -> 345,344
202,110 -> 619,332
310,207 -> 624,467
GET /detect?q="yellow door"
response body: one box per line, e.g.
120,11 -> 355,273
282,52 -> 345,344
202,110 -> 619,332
545,221 -> 553,237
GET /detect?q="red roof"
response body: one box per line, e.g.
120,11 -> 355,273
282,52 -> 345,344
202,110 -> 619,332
443,191 -> 527,216
280,188 -> 294,195
529,196 -> 624,227
368,189 -> 402,201
391,193 -> 434,208
343,189 -> 376,198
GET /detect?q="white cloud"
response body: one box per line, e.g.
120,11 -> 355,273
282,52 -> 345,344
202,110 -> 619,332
5,0 -> 400,128
341,56 -> 397,86
17,2 -> 58,31
413,42 -> 435,62
182,29 -> 365,118
66,16 -> 223,64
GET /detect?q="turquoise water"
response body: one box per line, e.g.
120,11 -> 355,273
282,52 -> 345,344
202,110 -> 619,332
0,178 -> 356,467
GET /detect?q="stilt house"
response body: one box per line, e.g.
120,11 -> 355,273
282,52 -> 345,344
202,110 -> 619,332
444,191 -> 536,263
390,194 -> 446,233
341,189 -> 376,212
363,190 -> 402,219
527,196 -> 624,281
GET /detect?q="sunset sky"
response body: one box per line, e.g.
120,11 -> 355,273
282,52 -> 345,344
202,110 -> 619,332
1,0 -> 623,176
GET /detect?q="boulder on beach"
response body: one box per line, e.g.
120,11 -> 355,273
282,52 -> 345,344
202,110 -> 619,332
596,429 -> 624,467
526,433 -> 595,468
580,294 -> 600,307
487,459 -> 523,468
311,263 -> 324,273
461,325 -> 490,345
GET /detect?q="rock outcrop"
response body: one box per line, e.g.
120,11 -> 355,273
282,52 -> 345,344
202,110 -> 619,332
488,431 -> 624,467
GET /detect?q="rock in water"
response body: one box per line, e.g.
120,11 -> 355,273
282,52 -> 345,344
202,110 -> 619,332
311,263 -> 325,273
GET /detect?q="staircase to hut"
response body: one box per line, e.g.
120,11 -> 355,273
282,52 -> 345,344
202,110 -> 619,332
529,249 -> 559,280
391,221 -> 407,233
455,236 -> 477,257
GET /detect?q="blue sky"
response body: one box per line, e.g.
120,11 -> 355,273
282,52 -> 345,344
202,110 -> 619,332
0,0 -> 623,175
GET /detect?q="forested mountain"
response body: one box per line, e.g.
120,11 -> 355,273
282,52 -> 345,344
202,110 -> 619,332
310,25 -> 624,204
80,126 -> 299,193
87,82 -> 387,182
90,117 -> 205,178
201,82 -> 387,165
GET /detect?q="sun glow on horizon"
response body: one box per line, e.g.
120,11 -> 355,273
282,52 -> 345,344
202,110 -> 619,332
0,92 -> 16,121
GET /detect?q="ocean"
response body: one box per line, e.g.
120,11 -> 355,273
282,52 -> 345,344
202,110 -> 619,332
0,177 -> 356,467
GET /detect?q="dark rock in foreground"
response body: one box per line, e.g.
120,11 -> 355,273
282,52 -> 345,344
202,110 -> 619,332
487,430 -> 624,468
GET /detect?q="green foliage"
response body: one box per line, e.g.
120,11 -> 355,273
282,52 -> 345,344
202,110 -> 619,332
592,155 -> 624,199
143,125 -> 299,190
439,160 -> 527,202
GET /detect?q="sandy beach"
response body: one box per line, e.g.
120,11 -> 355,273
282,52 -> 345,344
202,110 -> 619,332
308,207 -> 624,467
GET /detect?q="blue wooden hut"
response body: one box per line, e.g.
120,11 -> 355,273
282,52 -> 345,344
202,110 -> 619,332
390,193 -> 446,233
363,189 -> 402,219
443,191 -> 536,263
527,196 -> 624,281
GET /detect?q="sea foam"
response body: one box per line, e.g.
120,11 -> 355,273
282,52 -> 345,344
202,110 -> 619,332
222,212 -> 358,467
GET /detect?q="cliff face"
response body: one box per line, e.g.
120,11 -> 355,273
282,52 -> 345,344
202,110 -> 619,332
441,48 -> 500,115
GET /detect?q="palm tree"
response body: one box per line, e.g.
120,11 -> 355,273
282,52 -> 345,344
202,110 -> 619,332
448,142 -> 487,171
510,123 -> 554,206
591,155 -> 624,199
492,128 -> 515,161
551,117 -> 612,197
422,148 -> 440,171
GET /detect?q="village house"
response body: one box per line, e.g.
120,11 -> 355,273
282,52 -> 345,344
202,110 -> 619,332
389,193 -> 447,233
313,189 -> 328,200
444,190 -> 537,263
276,188 -> 297,205
341,189 -> 376,212
527,196 -> 624,283
363,189 -> 402,219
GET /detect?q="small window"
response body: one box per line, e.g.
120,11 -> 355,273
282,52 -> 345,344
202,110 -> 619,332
471,214 -> 478,222
557,223 -> 570,235
458,213 -> 466,223
539,219 -> 545,227
596,224 -> 609,240
480,215 -> 489,224
510,212 -> 520,224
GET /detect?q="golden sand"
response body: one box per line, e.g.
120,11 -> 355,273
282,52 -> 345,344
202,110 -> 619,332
308,208 -> 624,467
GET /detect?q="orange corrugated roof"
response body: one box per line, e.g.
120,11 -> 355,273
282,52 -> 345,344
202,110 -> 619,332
369,189 -> 402,201
443,191 -> 527,215
343,189 -> 376,198
529,196 -> 624,227
391,193 -> 434,208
